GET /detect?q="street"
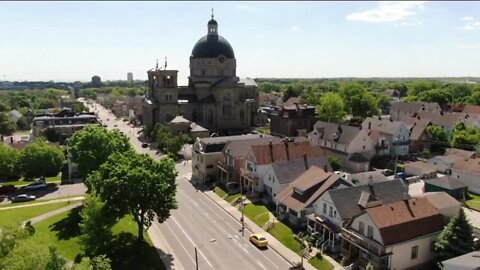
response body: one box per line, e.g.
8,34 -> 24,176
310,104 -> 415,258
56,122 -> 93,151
85,99 -> 293,270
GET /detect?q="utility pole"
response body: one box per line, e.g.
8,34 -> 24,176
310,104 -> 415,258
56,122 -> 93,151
392,135 -> 400,182
240,179 -> 245,236
195,246 -> 199,270
299,232 -> 304,268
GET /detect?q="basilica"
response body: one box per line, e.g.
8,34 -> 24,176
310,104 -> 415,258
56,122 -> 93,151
143,14 -> 259,134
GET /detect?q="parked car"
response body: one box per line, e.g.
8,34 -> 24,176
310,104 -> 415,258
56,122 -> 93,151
24,181 -> 47,190
141,143 -> 148,148
0,185 -> 17,195
12,194 -> 36,203
249,233 -> 268,248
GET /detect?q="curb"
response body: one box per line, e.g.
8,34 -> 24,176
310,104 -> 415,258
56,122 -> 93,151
202,190 -> 297,267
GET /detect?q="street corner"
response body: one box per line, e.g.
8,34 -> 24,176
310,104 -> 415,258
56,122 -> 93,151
181,172 -> 192,181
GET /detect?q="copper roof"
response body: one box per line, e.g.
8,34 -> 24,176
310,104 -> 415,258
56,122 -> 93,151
249,141 -> 319,165
366,198 -> 445,246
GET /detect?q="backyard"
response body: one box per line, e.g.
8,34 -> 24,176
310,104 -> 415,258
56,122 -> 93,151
466,193 -> 480,211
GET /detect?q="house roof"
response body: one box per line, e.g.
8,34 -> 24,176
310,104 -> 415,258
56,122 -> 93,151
423,176 -> 467,190
284,96 -> 303,107
366,197 -> 445,246
170,115 -> 191,124
445,148 -> 475,158
362,117 -> 404,136
405,161 -> 437,174
348,171 -> 388,186
414,192 -> 461,215
224,137 -> 281,158
452,157 -> 480,175
197,134 -> 266,153
327,180 -> 408,220
275,167 -> 351,213
249,141 -> 319,165
462,104 -> 480,115
310,121 -> 364,146
442,251 -> 480,269
270,157 -> 331,185
416,112 -> 467,129
391,101 -> 440,114
401,116 -> 431,141
190,122 -> 208,132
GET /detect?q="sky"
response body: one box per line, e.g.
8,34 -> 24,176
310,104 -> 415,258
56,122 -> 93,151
1,1 -> 480,83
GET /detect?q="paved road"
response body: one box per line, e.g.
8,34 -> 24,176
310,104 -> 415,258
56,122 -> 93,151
85,99 -> 292,270
1,183 -> 86,204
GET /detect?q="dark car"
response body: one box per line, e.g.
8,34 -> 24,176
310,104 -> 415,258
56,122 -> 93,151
0,185 -> 17,195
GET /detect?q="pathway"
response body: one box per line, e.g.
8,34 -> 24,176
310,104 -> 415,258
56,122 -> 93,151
21,202 -> 83,228
0,196 -> 84,211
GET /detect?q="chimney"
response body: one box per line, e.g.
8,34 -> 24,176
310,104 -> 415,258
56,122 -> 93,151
269,140 -> 274,162
368,121 -> 371,130
285,141 -> 290,161
303,154 -> 308,170
323,164 -> 328,172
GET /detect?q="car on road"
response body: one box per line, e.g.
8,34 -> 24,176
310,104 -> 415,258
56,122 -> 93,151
12,194 -> 36,203
24,181 -> 47,190
249,233 -> 268,248
0,184 -> 17,195
141,143 -> 148,148
114,124 -> 118,127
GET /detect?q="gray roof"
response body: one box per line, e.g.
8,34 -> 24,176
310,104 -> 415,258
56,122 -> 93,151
417,112 -> 466,129
310,121 -> 363,145
362,117 -> 404,136
199,134 -> 266,145
391,101 -> 440,113
442,251 -> 480,269
271,157 -> 331,185
424,176 -> 467,190
239,78 -> 258,87
348,171 -> 389,186
224,137 -> 280,158
190,122 -> 208,132
327,180 -> 408,220
170,115 -> 191,124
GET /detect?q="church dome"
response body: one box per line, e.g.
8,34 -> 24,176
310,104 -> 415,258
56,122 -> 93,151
191,35 -> 235,58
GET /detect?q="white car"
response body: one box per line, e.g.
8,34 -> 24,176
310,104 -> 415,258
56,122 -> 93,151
12,194 -> 36,203
24,181 -> 47,190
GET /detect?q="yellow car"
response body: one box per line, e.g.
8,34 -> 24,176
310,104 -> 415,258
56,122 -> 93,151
249,233 -> 268,248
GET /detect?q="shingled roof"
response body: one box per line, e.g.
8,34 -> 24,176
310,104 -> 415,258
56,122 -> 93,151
310,121 -> 364,146
423,176 -> 467,190
270,157 -> 331,185
391,101 -> 440,114
249,141 -> 319,165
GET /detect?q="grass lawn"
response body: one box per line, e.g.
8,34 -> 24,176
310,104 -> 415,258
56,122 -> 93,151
1,174 -> 62,187
214,186 -> 227,198
0,201 -> 71,227
243,203 -> 270,227
0,196 -> 83,208
466,193 -> 480,211
225,193 -> 241,205
309,257 -> 334,270
26,208 -> 164,270
267,221 -> 301,254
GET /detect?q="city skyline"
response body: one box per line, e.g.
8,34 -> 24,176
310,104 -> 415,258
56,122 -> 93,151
1,1 -> 480,83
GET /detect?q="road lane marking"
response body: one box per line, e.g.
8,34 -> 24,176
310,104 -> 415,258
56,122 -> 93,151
163,220 -> 196,265
171,216 -> 214,268
256,260 -> 267,270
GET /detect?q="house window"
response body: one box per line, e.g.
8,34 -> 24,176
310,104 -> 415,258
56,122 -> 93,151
329,206 -> 333,218
367,226 -> 373,239
334,210 -> 337,218
411,245 -> 418,259
206,165 -> 213,169
294,187 -> 303,195
363,145 -> 366,150
359,222 -> 365,235
323,203 -> 327,214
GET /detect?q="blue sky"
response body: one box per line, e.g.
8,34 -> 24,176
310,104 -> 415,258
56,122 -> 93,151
1,1 -> 480,82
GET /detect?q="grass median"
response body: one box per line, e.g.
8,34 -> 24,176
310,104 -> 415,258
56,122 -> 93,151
466,193 -> 480,211
309,257 -> 334,270
0,201 -> 71,227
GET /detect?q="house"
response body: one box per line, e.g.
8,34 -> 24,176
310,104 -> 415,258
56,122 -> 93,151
275,166 -> 351,227
345,171 -> 389,186
414,191 -> 462,219
366,130 -> 390,157
442,251 -> 480,270
217,136 -> 280,185
390,101 -> 441,121
168,115 -> 209,140
308,121 -> 374,173
461,104 -> 480,116
404,161 -> 437,179
308,180 -> 408,253
191,134 -> 267,183
240,140 -> 320,194
269,103 -> 316,137
362,117 -> 410,157
259,94 -> 282,108
262,157 -> 331,204
402,116 -> 432,153
427,150 -> 474,174
416,111 -> 468,134
341,197 -> 445,270
8,109 -> 22,123
451,157 -> 480,195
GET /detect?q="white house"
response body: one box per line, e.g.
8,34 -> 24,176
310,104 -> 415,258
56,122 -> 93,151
451,157 -> 480,195
341,197 -> 446,270
362,117 -> 411,157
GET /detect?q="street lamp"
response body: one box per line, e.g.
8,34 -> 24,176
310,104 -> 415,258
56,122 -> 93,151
298,232 -> 305,268
194,239 -> 215,270
240,181 -> 245,236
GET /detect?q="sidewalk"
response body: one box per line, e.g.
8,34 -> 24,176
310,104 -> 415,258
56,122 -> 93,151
203,190 -> 344,270
21,202 -> 83,228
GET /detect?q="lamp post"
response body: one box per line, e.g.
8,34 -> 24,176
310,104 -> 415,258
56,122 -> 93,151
299,232 -> 304,268
240,179 -> 245,236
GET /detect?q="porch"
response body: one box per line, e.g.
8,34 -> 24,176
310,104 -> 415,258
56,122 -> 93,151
217,160 -> 234,185
341,228 -> 391,270
307,214 -> 341,253
239,168 -> 258,195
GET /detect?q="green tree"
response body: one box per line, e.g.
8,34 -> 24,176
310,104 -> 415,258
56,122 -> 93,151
328,156 -> 342,171
282,85 -> 300,102
469,90 -> 480,105
1,239 -> 49,270
87,152 -> 177,241
339,83 -> 379,118
45,246 -> 67,270
407,80 -> 439,97
68,125 -> 131,179
450,122 -> 480,150
15,116 -> 30,130
0,112 -> 16,136
427,125 -> 449,152
0,226 -> 27,260
79,195 -> 115,257
19,139 -> 65,178
74,256 -> 112,270
435,208 -> 475,266
417,89 -> 452,108
0,144 -> 21,180
316,92 -> 346,123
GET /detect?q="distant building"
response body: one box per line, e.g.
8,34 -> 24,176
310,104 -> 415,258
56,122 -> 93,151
127,72 -> 133,82
269,103 -> 316,138
91,75 -> 102,87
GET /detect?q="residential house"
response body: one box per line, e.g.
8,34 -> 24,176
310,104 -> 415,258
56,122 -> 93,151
308,181 -> 408,253
308,121 -> 374,173
451,157 -> 480,194
461,104 -> 480,116
402,116 -> 432,153
345,171 -> 389,186
241,140 -> 320,194
269,103 -> 316,138
366,130 -> 390,157
341,197 -> 445,270
427,149 -> 475,174
262,157 -> 331,204
275,166 -> 351,227
168,115 -> 209,140
362,117 -> 411,157
390,101 -> 441,121
217,136 -> 280,185
259,94 -> 283,108
191,134 -> 267,183
442,251 -> 480,270
416,111 -> 468,134
415,191 -> 463,217
404,161 -> 437,179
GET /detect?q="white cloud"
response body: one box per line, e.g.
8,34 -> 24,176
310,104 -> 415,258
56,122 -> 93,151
395,20 -> 422,26
290,26 -> 300,31
458,16 -> 480,30
346,1 -> 426,23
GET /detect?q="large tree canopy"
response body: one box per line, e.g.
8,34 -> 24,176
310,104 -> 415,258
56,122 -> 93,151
0,144 -> 21,180
316,92 -> 346,123
87,152 -> 177,241
19,139 -> 65,178
68,125 -> 131,179
339,83 -> 379,118
0,113 -> 16,136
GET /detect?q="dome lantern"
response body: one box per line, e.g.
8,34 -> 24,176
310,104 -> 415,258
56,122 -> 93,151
208,8 -> 218,36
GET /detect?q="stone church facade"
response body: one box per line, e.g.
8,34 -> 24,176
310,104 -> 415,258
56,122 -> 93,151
144,14 -> 259,134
